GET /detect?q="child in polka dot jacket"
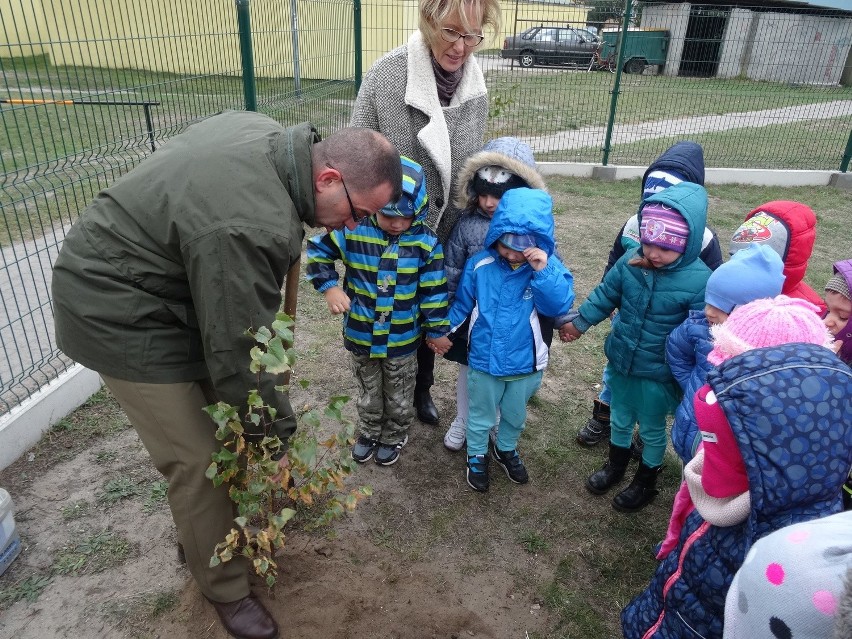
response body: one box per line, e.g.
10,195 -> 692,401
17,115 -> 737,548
621,296 -> 852,639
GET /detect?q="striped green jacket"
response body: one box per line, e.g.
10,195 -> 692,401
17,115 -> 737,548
306,217 -> 449,358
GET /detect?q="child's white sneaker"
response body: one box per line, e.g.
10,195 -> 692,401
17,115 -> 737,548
443,418 -> 466,451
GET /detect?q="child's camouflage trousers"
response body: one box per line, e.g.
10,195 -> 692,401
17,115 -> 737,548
350,351 -> 417,445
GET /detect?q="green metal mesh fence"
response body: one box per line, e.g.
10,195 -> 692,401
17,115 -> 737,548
489,0 -> 852,168
0,0 -> 850,412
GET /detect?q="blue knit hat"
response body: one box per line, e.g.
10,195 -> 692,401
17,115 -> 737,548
705,244 -> 785,313
381,156 -> 428,218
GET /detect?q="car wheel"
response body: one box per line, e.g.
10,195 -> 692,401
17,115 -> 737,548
519,50 -> 535,68
624,57 -> 646,74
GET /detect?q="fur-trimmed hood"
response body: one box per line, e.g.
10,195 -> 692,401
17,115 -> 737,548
453,137 -> 547,210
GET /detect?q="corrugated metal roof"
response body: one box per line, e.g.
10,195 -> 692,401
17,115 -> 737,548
641,0 -> 852,12
798,0 -> 852,10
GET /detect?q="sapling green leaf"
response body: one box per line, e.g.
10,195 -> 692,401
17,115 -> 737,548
204,307 -> 369,588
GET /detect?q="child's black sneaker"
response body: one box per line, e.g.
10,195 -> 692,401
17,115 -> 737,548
466,454 -> 490,492
375,435 -> 408,466
492,447 -> 529,484
352,435 -> 379,463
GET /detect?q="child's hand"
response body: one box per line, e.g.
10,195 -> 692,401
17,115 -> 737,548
427,336 -> 452,355
323,287 -> 351,315
523,247 -> 548,271
559,322 -> 582,342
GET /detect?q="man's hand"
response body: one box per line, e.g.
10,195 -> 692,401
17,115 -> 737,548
427,336 -> 452,355
559,322 -> 582,342
270,454 -> 290,487
323,287 -> 351,315
523,247 -> 548,272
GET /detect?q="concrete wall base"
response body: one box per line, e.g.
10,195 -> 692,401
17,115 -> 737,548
0,366 -> 102,470
829,172 -> 852,191
540,162 -> 840,187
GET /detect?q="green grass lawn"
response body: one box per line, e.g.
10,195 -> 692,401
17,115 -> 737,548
482,59 -> 852,169
2,53 -> 851,250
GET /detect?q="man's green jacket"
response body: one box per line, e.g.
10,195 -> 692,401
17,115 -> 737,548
52,111 -> 319,441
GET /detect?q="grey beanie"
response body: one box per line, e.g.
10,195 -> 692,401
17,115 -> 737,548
724,511 -> 852,639
826,274 -> 851,301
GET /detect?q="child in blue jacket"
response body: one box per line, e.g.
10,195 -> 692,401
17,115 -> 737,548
665,243 -> 784,463
562,182 -> 711,512
306,157 -> 449,466
442,137 -> 571,452
431,188 -> 575,492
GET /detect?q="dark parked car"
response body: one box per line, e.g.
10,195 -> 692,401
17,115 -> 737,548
501,26 -> 599,68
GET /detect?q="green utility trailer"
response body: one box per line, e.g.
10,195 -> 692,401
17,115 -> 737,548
601,28 -> 669,74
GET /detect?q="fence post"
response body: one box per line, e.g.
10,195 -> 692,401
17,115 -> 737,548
601,0 -> 634,166
354,0 -> 363,93
291,0 -> 303,98
841,129 -> 852,173
235,0 -> 257,111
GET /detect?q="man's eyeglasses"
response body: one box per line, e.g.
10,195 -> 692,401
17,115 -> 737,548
440,28 -> 484,47
327,164 -> 368,224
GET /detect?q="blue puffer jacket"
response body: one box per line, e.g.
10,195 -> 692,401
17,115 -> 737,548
448,188 -> 574,377
622,343 -> 852,639
573,182 -> 711,383
666,309 -> 713,462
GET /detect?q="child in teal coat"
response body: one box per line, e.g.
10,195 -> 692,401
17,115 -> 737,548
561,182 -> 711,512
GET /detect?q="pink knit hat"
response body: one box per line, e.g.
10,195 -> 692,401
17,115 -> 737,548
708,295 -> 835,365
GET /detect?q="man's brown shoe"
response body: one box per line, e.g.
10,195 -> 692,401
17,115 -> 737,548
207,592 -> 279,639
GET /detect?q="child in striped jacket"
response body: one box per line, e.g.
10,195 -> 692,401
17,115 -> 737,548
306,157 -> 449,466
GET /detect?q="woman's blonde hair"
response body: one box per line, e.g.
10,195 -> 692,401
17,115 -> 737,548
419,0 -> 501,50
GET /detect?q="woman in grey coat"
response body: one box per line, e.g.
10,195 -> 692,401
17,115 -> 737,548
351,0 -> 501,425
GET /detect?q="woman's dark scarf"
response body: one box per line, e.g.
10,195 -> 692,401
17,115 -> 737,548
431,55 -> 464,106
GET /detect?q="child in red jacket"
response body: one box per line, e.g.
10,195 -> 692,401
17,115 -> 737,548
729,200 -> 826,314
